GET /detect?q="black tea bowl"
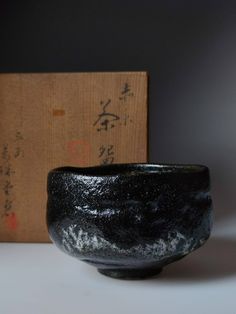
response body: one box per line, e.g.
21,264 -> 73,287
47,163 -> 213,279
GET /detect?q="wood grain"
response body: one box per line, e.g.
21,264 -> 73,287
0,72 -> 148,242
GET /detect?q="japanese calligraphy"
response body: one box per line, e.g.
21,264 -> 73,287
1,143 -> 13,217
14,130 -> 24,158
119,82 -> 134,101
93,99 -> 120,131
0,130 -> 24,219
93,81 -> 135,165
98,144 -> 115,165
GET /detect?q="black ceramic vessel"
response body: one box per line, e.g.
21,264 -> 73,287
47,163 -> 213,279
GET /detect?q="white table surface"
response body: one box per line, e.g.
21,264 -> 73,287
0,221 -> 236,314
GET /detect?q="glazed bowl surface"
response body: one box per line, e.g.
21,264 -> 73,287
47,163 -> 213,279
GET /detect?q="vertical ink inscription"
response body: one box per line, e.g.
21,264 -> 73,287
14,130 -> 24,158
98,144 -> 115,165
119,82 -> 134,102
0,130 -> 24,226
93,80 -> 135,165
1,143 -> 13,217
93,99 -> 120,132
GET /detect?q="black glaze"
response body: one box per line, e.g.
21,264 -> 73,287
47,163 -> 213,279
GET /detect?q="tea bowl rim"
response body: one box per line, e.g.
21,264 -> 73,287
48,163 -> 209,178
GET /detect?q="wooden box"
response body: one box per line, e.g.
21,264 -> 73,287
0,72 -> 148,242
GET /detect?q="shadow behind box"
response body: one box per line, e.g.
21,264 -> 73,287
0,72 -> 148,242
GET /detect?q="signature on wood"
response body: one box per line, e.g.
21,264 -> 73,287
98,144 -> 115,165
0,130 -> 24,228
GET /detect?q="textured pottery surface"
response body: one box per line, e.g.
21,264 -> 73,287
47,163 -> 213,279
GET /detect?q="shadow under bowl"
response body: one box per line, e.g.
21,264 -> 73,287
47,163 -> 213,279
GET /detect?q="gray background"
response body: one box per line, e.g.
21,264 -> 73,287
0,0 -> 235,224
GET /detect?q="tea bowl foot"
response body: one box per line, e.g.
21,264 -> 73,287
97,267 -> 163,279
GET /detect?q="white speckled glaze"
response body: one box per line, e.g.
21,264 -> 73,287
47,163 -> 213,278
59,223 -> 205,261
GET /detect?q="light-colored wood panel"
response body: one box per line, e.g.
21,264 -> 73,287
0,72 -> 148,242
